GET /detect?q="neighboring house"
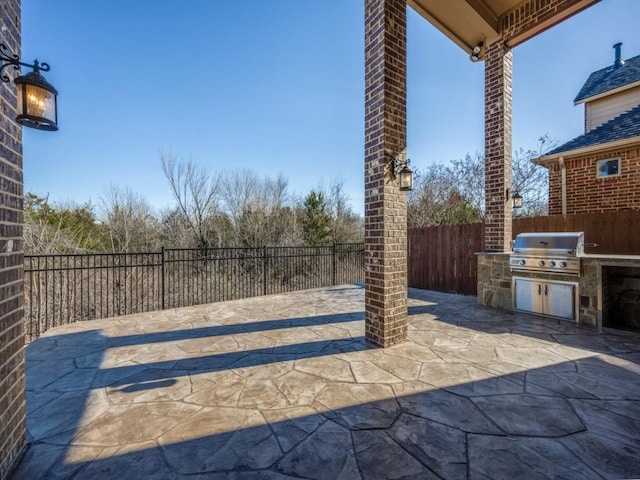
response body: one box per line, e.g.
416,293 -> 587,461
536,43 -> 640,215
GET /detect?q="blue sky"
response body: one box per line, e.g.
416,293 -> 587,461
21,0 -> 640,216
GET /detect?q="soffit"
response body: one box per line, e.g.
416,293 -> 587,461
408,0 -> 600,55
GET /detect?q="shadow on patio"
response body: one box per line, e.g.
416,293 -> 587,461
12,285 -> 640,479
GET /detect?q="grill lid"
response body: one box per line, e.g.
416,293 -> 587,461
512,232 -> 584,256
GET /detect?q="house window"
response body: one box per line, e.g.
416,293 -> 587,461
596,158 -> 621,178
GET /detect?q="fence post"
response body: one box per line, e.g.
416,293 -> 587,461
23,241 -> 367,341
332,242 -> 337,286
263,246 -> 267,296
161,247 -> 166,310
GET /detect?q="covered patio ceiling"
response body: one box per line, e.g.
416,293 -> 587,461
408,0 -> 600,54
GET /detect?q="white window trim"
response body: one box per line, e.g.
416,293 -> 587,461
596,157 -> 622,179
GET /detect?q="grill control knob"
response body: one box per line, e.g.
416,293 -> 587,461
559,261 -> 567,268
538,260 -> 545,267
549,261 -> 556,267
519,260 -> 526,266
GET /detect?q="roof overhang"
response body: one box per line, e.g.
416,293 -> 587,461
535,135 -> 640,165
407,0 -> 500,54
575,79 -> 640,105
408,0 -> 601,57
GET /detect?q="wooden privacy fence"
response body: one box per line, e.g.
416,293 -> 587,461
408,210 -> 640,295
512,211 -> 640,255
408,223 -> 484,295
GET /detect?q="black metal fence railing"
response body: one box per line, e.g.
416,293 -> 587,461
24,243 -> 364,341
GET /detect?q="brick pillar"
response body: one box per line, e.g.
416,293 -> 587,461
364,0 -> 408,347
0,1 -> 26,479
484,39 -> 513,252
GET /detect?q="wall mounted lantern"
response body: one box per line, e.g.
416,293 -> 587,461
1,43 -> 58,131
506,188 -> 523,209
512,192 -> 523,209
390,156 -> 413,192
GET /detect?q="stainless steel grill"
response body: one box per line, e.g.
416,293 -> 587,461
510,232 -> 584,276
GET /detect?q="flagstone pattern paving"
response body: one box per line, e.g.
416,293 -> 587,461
12,285 -> 640,479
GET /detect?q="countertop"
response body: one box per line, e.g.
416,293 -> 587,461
581,254 -> 640,260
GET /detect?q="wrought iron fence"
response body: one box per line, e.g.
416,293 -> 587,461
24,243 -> 364,340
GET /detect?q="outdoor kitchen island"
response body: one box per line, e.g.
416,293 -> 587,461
478,252 -> 640,331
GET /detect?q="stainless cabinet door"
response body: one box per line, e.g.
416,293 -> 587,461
514,278 -> 543,314
543,282 -> 576,320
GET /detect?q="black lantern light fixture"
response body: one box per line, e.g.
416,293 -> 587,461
1,43 -> 58,131
506,188 -> 523,209
390,155 -> 414,192
512,192 -> 523,209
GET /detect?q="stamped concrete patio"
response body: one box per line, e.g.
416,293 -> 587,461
12,284 -> 640,479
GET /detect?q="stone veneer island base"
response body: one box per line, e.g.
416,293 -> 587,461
477,253 -> 640,330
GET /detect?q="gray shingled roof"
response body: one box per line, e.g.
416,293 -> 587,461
544,104 -> 640,157
574,53 -> 640,103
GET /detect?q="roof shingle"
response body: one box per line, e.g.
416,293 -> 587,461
544,104 -> 640,157
574,54 -> 640,103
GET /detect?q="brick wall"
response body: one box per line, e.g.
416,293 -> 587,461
548,146 -> 640,214
484,39 -> 513,252
480,0 -> 593,252
364,0 -> 408,347
0,1 -> 26,479
500,0 -> 595,46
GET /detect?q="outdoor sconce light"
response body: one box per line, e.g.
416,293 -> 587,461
1,43 -> 58,131
506,188 -> 523,209
512,192 -> 523,209
391,156 -> 414,192
470,41 -> 484,62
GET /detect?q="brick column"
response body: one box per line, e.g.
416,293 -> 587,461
364,0 -> 408,347
0,1 -> 26,479
484,39 -> 513,252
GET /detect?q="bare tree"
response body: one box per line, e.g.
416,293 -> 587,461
260,174 -> 301,245
309,178 -> 363,242
99,185 -> 160,253
512,136 -> 555,218
220,170 -> 302,246
452,138 -> 552,219
161,152 -> 222,248
408,164 -> 481,228
24,217 -> 76,254
408,136 -> 553,226
325,178 -> 362,242
450,153 -> 485,217
220,169 -> 260,224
